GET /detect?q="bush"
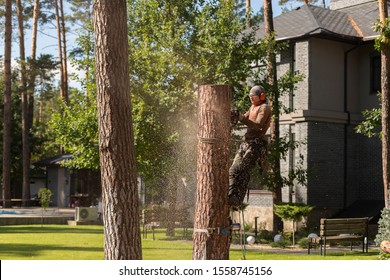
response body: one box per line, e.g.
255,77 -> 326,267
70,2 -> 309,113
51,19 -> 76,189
244,223 -> 252,232
257,230 -> 273,244
269,239 -> 292,248
297,237 -> 309,248
37,188 -> 53,210
273,203 -> 314,245
375,207 -> 390,259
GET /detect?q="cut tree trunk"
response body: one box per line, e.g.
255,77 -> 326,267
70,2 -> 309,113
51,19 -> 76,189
192,84 -> 232,260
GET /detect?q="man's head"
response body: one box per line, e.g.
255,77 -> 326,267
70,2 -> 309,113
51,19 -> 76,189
249,85 -> 265,105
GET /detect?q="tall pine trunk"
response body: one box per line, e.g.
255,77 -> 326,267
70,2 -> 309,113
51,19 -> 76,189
2,0 -> 12,208
379,0 -> 390,209
264,0 -> 283,232
192,84 -> 231,260
246,0 -> 251,28
28,0 -> 40,129
59,0 -> 69,100
54,0 -> 66,102
16,0 -> 31,207
93,0 -> 142,260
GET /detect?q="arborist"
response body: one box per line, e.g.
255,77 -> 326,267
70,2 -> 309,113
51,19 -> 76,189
229,85 -> 272,208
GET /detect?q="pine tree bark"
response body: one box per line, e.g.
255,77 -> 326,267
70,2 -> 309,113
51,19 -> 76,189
54,0 -> 65,101
246,0 -> 251,28
93,0 -> 142,260
379,0 -> 390,209
28,0 -> 39,129
264,0 -> 283,232
2,0 -> 12,208
16,0 -> 31,207
192,84 -> 231,260
59,0 -> 69,101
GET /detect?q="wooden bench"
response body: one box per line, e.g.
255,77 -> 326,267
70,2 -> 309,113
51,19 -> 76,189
1,198 -> 31,207
308,217 -> 369,255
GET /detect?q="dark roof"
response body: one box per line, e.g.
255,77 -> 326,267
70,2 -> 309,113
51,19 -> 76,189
34,153 -> 73,167
252,3 -> 385,42
336,1 -> 381,39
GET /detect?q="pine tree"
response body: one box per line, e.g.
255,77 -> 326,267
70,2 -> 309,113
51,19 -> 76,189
93,0 -> 142,260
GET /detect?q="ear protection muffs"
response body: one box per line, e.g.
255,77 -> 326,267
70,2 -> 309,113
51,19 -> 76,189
259,92 -> 265,101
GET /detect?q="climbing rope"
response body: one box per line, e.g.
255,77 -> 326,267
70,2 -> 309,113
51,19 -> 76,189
193,226 -> 232,260
240,208 -> 247,260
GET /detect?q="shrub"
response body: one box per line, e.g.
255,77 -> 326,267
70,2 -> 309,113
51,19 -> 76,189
244,223 -> 252,232
256,230 -> 273,244
375,207 -> 390,259
274,203 -> 314,245
37,188 -> 53,210
269,239 -> 291,248
37,188 -> 53,227
297,237 -> 309,248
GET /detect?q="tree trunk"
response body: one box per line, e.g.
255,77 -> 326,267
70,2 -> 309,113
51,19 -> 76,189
192,84 -> 231,260
379,0 -> 390,209
54,0 -> 65,101
2,0 -> 12,208
264,0 -> 283,232
93,0 -> 142,260
28,0 -> 39,130
16,0 -> 31,207
246,0 -> 251,28
60,0 -> 69,101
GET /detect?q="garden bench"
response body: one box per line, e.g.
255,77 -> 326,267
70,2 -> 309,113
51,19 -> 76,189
308,217 -> 369,255
1,198 -> 31,207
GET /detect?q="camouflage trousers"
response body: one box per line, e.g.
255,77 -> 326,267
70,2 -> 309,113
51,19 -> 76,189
228,139 -> 267,208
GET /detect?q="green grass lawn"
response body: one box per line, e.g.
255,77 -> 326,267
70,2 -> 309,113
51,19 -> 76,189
0,225 -> 382,260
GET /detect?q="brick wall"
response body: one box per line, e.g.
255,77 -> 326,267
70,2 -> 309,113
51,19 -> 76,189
307,122 -> 345,208
355,132 -> 383,200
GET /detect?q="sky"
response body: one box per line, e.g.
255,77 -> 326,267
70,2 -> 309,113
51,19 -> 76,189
253,0 -> 284,16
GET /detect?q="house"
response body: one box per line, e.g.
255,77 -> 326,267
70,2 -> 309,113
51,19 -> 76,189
33,153 -> 146,208
242,0 -> 386,231
34,154 -> 101,208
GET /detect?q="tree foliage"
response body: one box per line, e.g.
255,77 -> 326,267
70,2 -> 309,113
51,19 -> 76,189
49,91 -> 99,170
355,107 -> 382,138
37,187 -> 53,209
274,202 -> 314,245
274,202 -> 313,221
127,0 -> 261,191
44,0 -> 306,208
